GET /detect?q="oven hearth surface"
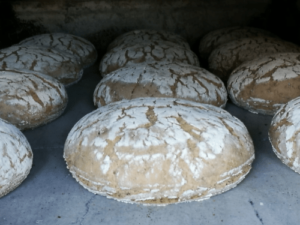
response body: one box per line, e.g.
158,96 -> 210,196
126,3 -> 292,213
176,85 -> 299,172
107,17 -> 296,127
0,63 -> 299,225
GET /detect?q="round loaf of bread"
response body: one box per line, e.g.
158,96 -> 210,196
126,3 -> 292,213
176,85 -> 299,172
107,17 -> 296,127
269,96 -> 300,174
208,37 -> 300,81
100,41 -> 200,76
94,62 -> 227,108
199,26 -> 275,59
228,53 -> 300,115
64,98 -> 254,205
0,46 -> 83,86
0,69 -> 68,130
107,29 -> 189,51
19,33 -> 97,68
0,118 -> 33,198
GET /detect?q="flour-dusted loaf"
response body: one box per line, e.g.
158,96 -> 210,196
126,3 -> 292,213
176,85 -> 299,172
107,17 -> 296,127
199,26 -> 275,59
107,29 -> 189,51
19,33 -> 97,68
228,53 -> 300,115
0,118 -> 33,198
100,41 -> 200,76
64,98 -> 254,205
269,96 -> 300,174
94,62 -> 227,108
208,37 -> 300,81
0,69 -> 68,130
0,46 -> 83,86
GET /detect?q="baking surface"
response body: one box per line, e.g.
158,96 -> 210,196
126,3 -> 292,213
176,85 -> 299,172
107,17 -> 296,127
0,64 -> 300,225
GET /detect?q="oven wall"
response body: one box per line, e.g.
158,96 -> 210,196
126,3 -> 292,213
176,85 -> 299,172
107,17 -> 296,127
1,0 -> 300,53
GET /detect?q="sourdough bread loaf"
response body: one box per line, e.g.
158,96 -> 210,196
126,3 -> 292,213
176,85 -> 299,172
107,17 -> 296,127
94,62 -> 227,107
0,46 -> 83,86
228,53 -> 300,115
0,118 -> 33,198
19,33 -> 97,68
208,37 -> 300,81
108,29 -> 189,51
199,26 -> 275,59
0,69 -> 68,130
64,98 -> 254,205
100,41 -> 200,76
269,96 -> 300,174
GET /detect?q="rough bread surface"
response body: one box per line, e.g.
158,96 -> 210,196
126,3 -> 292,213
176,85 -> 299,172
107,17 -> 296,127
19,33 -> 97,68
208,37 -> 300,81
269,96 -> 300,174
0,46 -> 84,86
0,118 -> 33,198
108,29 -> 189,51
228,53 -> 300,115
64,98 -> 254,206
0,69 -> 68,130
199,26 -> 275,59
99,41 -> 200,76
94,62 -> 227,108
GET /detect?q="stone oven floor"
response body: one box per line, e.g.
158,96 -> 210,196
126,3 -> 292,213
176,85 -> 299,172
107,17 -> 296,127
0,63 -> 299,225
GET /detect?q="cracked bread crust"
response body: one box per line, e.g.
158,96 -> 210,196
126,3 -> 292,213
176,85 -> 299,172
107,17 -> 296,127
228,53 -> 300,115
0,118 -> 33,198
19,33 -> 97,68
199,26 -> 276,59
208,37 -> 300,81
64,98 -> 254,206
107,29 -> 189,51
99,41 -> 200,76
269,97 -> 300,174
0,45 -> 84,86
0,69 -> 68,130
94,62 -> 227,108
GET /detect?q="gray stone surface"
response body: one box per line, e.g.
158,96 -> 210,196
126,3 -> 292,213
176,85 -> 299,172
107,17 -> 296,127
0,64 -> 300,225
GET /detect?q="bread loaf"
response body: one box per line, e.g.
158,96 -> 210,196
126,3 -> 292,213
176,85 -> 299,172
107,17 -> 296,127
0,118 -> 33,198
94,62 -> 227,107
19,33 -> 97,68
0,69 -> 68,130
64,98 -> 254,205
269,96 -> 300,174
208,37 -> 300,81
100,41 -> 200,76
228,53 -> 300,115
0,46 -> 83,86
108,29 -> 189,51
199,26 -> 275,59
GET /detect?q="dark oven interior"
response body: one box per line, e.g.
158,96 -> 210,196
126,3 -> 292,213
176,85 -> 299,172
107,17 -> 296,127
1,0 -> 300,52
